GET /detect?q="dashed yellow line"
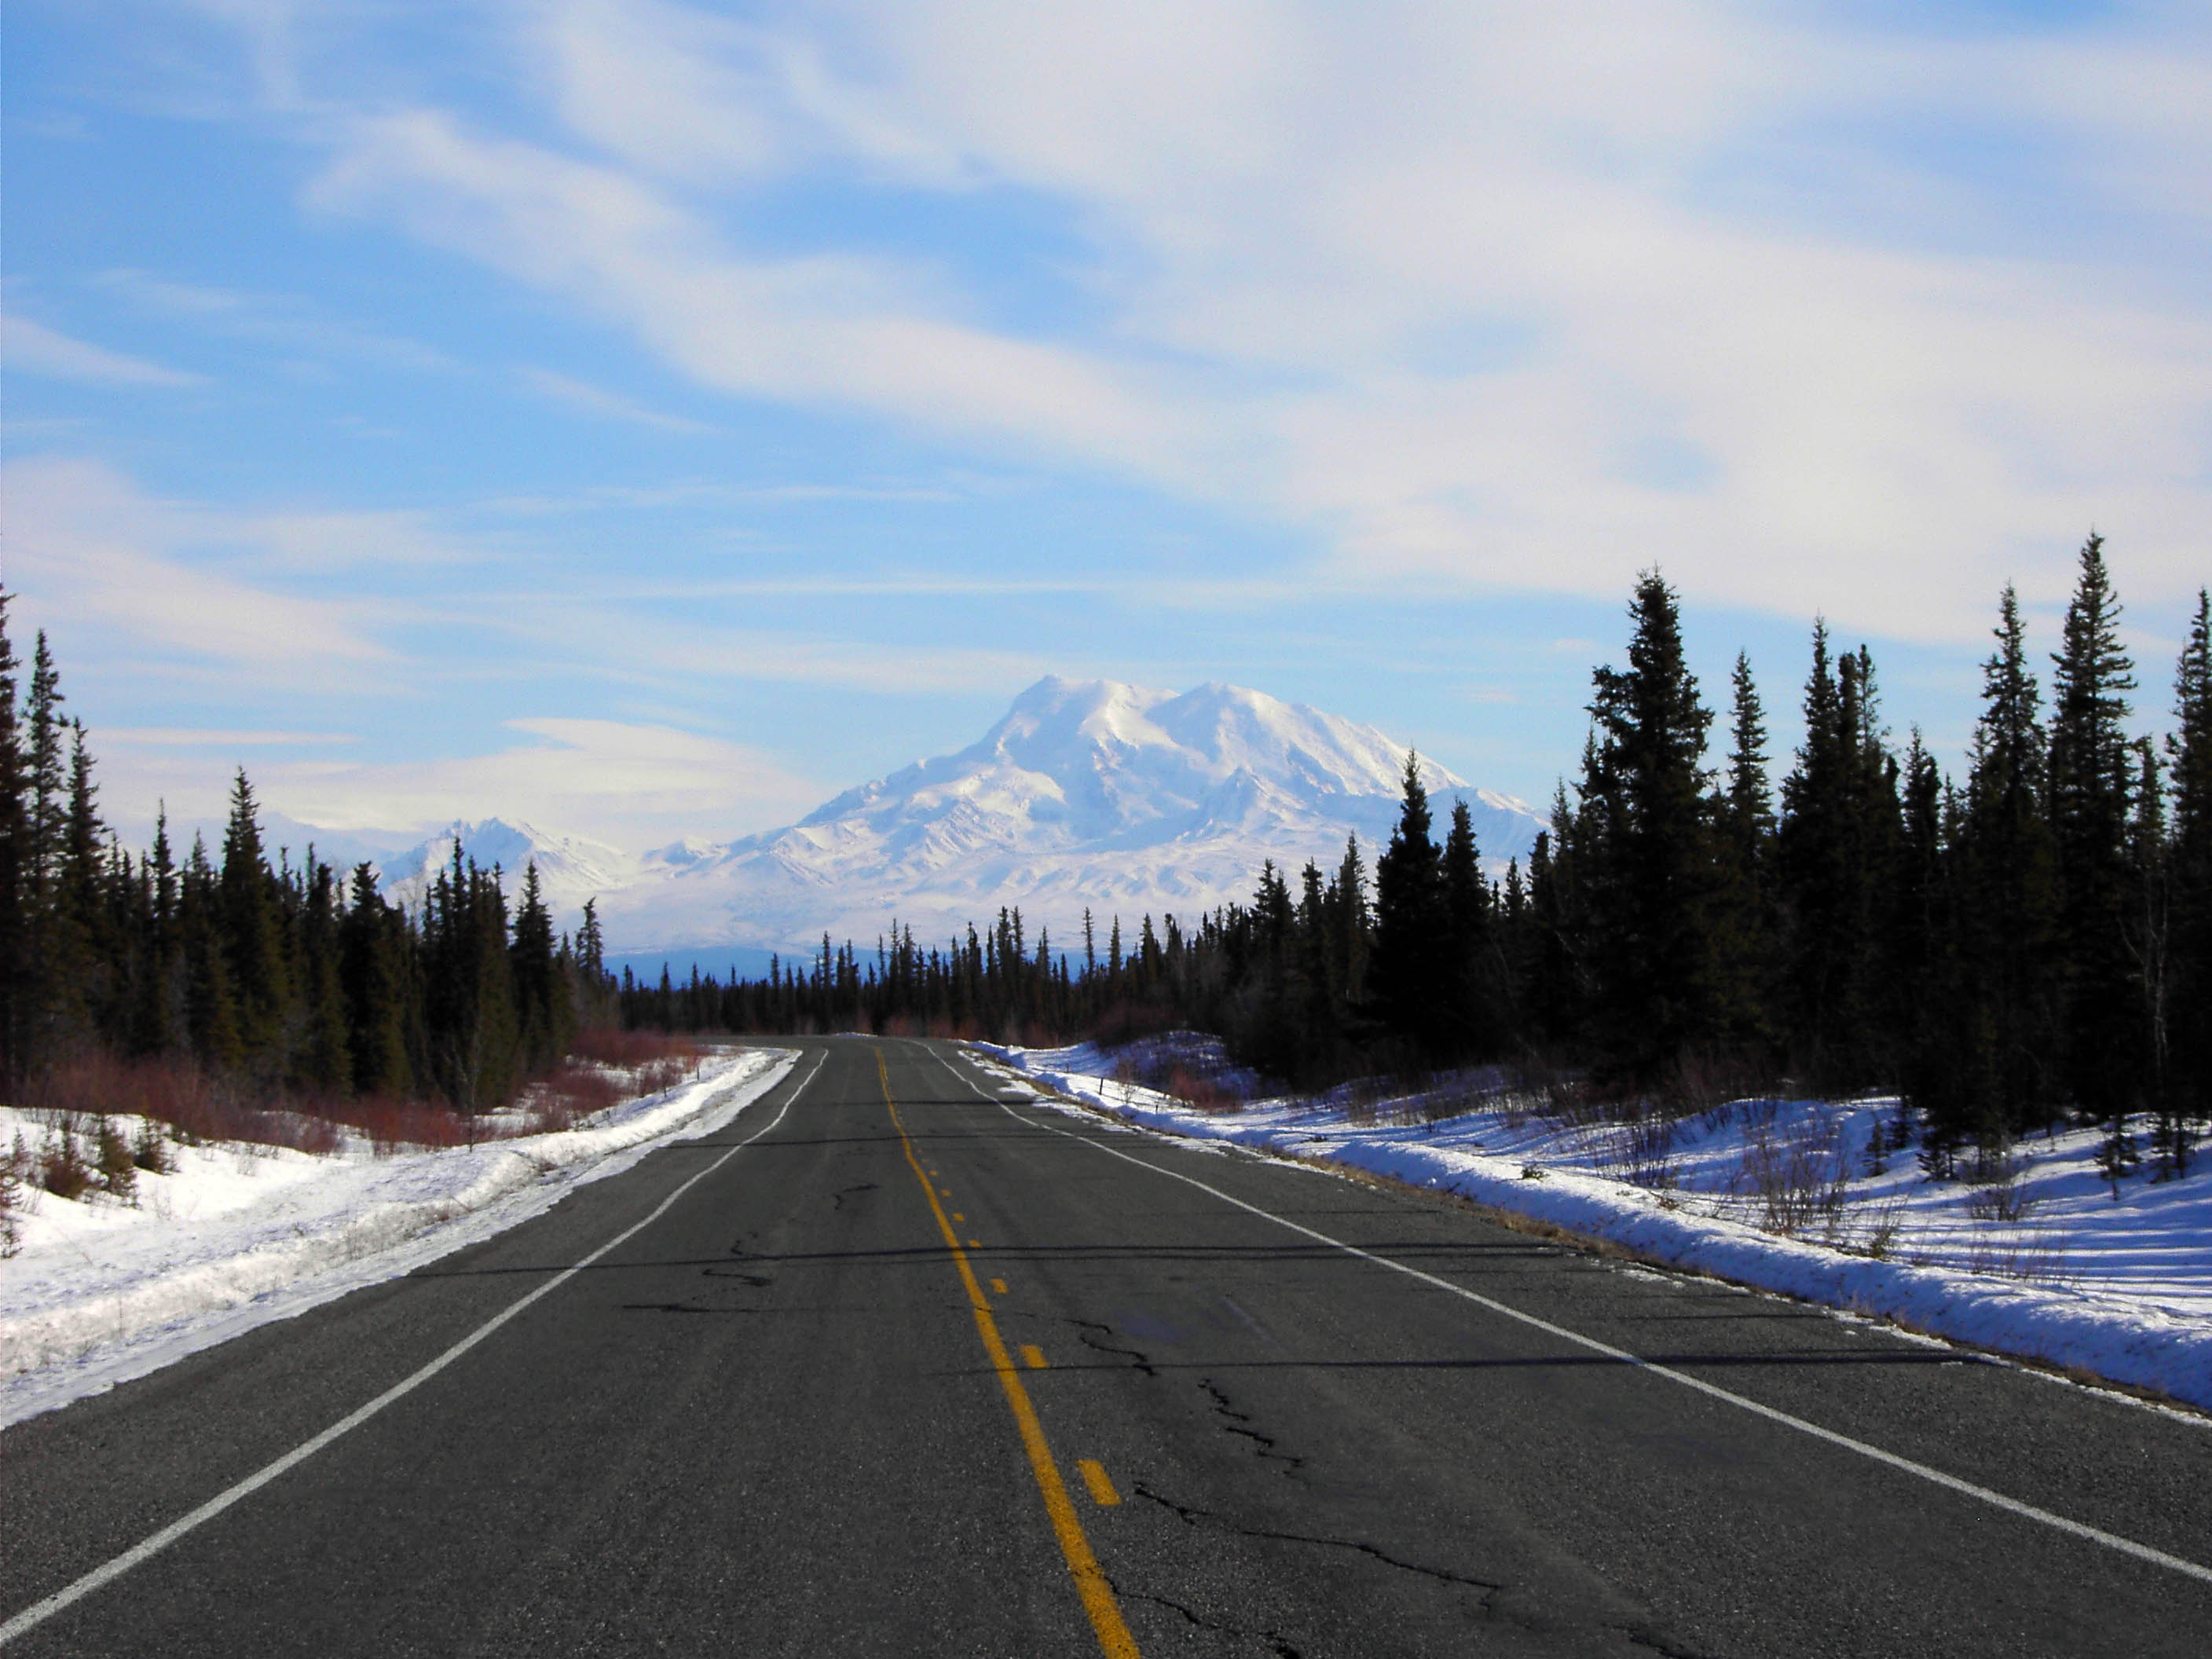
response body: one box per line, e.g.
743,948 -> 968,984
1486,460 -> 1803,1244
991,1278 -> 1009,1296
968,1238 -> 982,1249
1022,1344 -> 1048,1370
877,1049 -> 1138,1659
1077,1459 -> 1121,1507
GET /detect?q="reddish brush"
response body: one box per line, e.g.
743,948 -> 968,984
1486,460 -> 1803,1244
1165,1065 -> 1241,1114
569,1028 -> 704,1069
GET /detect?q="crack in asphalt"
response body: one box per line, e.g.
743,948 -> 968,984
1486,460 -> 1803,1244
1068,1319 -> 1160,1376
1133,1484 -> 1503,1602
830,1181 -> 878,1210
1199,1378 -> 1306,1476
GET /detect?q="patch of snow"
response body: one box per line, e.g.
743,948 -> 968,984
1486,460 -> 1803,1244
0,1048 -> 797,1426
979,1038 -> 2212,1414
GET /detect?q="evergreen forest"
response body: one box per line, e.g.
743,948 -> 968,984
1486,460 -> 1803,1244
624,538 -> 2212,1188
0,588 -> 624,1146
9,536 -> 2209,1197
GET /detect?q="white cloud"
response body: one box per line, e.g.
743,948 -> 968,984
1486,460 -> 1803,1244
102,727 -> 358,745
2,314 -> 203,386
517,365 -> 718,433
94,268 -> 457,372
182,3 -> 2212,641
4,456 -> 390,672
257,716 -> 828,845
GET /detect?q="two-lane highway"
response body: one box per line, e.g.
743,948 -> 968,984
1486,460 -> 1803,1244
5,1038 -> 2210,1655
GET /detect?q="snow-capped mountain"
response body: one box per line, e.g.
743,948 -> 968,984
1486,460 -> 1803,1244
379,819 -> 635,916
593,677 -> 1544,957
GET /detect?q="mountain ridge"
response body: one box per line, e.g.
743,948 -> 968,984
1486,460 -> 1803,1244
320,676 -> 1541,958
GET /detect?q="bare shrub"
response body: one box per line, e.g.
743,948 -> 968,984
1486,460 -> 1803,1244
1165,1065 -> 1241,1114
1965,1157 -> 2038,1225
1854,1200 -> 1905,1261
1734,1120 -> 1848,1237
1965,1222 -> 2069,1284
1606,1115 -> 1680,1190
568,1029 -> 704,1070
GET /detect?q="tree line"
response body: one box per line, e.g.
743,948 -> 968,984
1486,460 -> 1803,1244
0,589 -> 619,1117
628,536 -> 2208,1186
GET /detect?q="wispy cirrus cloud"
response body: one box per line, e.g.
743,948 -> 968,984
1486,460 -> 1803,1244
2,313 -> 204,386
94,267 -> 457,373
249,0 -> 2212,643
260,716 -> 827,844
516,364 -> 719,433
5,455 -> 390,674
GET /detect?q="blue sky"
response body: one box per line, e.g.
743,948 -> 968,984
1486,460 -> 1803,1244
6,1 -> 2208,853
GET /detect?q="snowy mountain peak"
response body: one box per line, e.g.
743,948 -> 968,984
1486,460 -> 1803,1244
595,678 -> 1536,954
379,819 -> 633,912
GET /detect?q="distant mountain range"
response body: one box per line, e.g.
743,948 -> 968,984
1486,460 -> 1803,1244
282,677 -> 1544,962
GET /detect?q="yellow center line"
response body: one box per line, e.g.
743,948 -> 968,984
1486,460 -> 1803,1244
1022,1344 -> 1049,1370
1077,1459 -> 1122,1507
992,1278 -> 1009,1296
876,1049 -> 1139,1659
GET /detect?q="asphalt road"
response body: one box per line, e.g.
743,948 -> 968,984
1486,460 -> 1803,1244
5,1036 -> 2210,1657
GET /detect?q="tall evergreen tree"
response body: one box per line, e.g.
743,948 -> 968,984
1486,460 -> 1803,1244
218,770 -> 290,1079
1441,797 -> 1497,1057
1947,584 -> 2062,1150
510,860 -> 566,1070
1371,754 -> 1448,1057
2046,533 -> 2141,1129
1778,627 -> 1900,1086
0,594 -> 27,1088
1580,571 -> 1719,1087
292,855 -> 351,1094
2164,591 -> 2212,1148
1712,651 -> 1776,1052
180,834 -> 243,1073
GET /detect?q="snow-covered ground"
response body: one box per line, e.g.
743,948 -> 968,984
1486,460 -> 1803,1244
0,1047 -> 797,1427
978,1036 -> 2212,1414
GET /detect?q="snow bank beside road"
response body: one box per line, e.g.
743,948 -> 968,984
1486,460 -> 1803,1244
978,1042 -> 2212,1415
1,1048 -> 796,1426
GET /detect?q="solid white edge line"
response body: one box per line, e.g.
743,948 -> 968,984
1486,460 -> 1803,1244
0,1049 -> 826,1648
921,1042 -> 2212,1590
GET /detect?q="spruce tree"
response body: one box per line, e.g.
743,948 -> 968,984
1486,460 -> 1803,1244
1952,584 -> 2062,1150
218,770 -> 290,1081
1580,571 -> 1719,1088
2164,591 -> 2212,1148
21,634 -> 69,1070
2047,533 -> 2141,1132
58,722 -> 108,1047
1330,834 -> 1369,1016
1441,797 -> 1496,1057
1712,651 -> 1776,1055
1371,753 -> 1448,1058
180,834 -> 244,1073
510,861 -> 566,1070
0,593 -> 27,1089
292,856 -> 351,1095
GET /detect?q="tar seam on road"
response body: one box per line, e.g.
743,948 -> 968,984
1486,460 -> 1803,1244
917,1043 -> 2212,1591
0,1049 -> 826,1650
876,1048 -> 1141,1659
